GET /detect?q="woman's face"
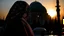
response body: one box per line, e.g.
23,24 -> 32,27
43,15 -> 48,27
22,13 -> 28,20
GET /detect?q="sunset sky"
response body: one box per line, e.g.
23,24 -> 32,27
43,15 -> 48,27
0,0 -> 64,20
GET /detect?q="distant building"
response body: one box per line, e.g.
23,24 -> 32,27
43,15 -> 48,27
62,16 -> 64,34
63,17 -> 64,25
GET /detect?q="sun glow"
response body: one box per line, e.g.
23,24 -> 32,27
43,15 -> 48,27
47,9 -> 57,18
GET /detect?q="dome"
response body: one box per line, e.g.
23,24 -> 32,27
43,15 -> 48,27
29,1 -> 47,13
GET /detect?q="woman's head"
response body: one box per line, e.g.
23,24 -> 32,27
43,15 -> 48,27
6,1 -> 29,20
22,12 -> 29,21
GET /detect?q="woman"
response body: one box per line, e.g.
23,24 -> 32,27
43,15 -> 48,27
3,1 -> 34,36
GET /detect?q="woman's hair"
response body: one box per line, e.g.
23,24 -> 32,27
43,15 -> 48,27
5,1 -> 29,20
4,1 -> 29,32
3,1 -> 30,36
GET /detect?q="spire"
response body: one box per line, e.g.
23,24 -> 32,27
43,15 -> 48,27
56,0 -> 60,18
56,0 -> 60,24
56,0 -> 61,34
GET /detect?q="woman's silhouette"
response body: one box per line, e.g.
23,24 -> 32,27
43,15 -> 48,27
3,1 -> 34,36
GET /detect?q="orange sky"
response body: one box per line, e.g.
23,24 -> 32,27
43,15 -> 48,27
0,0 -> 64,20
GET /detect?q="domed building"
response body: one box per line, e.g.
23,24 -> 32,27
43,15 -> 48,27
28,1 -> 49,29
